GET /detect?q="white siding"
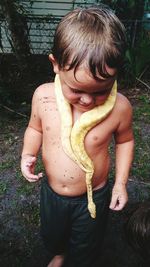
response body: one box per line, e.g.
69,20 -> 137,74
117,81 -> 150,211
21,0 -> 96,17
22,0 -> 73,17
0,0 -> 99,54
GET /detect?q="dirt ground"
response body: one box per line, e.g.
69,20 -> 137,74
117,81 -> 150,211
0,84 -> 150,267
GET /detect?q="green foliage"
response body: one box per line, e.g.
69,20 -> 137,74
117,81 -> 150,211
125,32 -> 150,83
102,0 -> 150,85
0,161 -> 14,170
0,180 -> 8,196
131,93 -> 150,181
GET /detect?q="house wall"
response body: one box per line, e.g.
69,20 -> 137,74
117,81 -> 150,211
0,0 -> 98,54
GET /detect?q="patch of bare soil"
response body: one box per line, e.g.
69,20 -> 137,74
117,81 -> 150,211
0,84 -> 150,267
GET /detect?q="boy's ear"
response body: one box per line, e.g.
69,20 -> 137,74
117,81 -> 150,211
49,54 -> 60,74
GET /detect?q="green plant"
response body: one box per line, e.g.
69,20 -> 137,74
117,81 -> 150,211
0,160 -> 14,170
0,180 -> 8,196
101,0 -> 149,86
131,93 -> 150,181
125,33 -> 150,84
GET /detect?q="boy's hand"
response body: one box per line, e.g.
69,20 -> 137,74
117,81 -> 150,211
109,183 -> 128,211
21,155 -> 43,182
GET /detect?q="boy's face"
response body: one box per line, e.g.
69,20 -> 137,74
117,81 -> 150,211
50,55 -> 116,112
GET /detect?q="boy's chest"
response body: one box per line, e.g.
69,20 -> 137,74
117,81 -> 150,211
84,116 -> 116,151
41,105 -> 118,149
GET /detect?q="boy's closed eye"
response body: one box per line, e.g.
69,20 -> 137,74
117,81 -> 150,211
71,88 -> 111,96
92,89 -> 111,96
71,88 -> 82,94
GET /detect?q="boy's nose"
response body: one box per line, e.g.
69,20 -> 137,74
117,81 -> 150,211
80,94 -> 94,106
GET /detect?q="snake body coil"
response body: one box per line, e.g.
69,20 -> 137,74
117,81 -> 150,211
55,74 -> 117,218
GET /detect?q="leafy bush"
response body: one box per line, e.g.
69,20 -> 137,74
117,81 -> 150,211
102,0 -> 150,86
125,32 -> 150,85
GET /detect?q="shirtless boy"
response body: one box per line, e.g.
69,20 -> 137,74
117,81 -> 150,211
21,5 -> 134,267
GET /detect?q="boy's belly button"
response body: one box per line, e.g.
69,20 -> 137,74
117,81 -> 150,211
59,183 -> 86,196
61,184 -> 71,192
60,184 -> 74,195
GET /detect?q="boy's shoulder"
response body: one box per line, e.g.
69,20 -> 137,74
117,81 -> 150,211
116,92 -> 132,111
33,82 -> 55,98
113,93 -> 133,122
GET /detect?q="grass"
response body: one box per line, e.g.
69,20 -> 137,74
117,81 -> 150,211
131,126 -> 149,180
0,160 -> 14,170
19,204 -> 40,226
0,180 -> 8,195
131,93 -> 150,181
0,160 -> 15,197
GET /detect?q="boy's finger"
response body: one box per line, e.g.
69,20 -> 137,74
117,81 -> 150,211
30,156 -> 37,162
38,172 -> 43,178
112,203 -> 122,211
25,156 -> 36,165
26,162 -> 33,167
23,170 -> 43,182
22,169 -> 39,180
25,175 -> 40,182
109,196 -> 118,210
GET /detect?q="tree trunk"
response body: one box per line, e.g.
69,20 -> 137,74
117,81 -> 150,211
1,0 -> 31,69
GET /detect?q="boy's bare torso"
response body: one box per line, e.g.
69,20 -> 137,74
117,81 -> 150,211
30,82 -> 130,196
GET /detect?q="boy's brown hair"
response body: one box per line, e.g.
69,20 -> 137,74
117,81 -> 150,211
52,4 -> 126,79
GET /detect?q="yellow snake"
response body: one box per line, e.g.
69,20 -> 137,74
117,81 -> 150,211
55,74 -> 117,218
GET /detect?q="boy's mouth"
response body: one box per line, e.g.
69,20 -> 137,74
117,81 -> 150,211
78,99 -> 106,109
78,98 -> 95,109
75,102 -> 95,112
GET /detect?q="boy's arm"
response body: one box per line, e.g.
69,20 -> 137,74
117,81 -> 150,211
109,96 -> 134,211
21,89 -> 43,182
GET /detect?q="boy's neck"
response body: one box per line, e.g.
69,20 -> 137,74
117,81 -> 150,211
71,105 -> 83,123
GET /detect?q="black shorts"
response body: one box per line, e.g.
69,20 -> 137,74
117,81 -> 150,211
40,179 -> 110,267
